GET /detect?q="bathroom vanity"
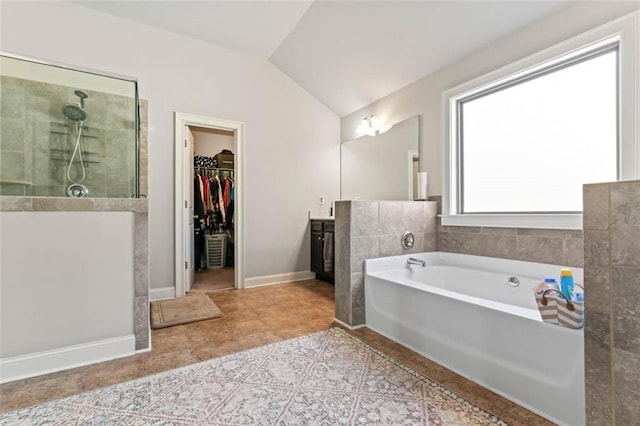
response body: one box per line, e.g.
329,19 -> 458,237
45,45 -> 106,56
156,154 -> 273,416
310,219 -> 334,284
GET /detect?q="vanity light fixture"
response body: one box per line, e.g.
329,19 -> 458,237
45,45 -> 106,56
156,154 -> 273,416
357,115 -> 381,136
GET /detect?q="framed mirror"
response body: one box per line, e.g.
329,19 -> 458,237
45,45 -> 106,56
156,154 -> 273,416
340,115 -> 419,201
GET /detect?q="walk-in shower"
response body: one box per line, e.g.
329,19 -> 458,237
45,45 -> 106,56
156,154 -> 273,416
63,90 -> 89,198
0,52 -> 140,198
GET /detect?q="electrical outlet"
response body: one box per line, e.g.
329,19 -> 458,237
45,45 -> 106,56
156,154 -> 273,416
320,196 -> 325,205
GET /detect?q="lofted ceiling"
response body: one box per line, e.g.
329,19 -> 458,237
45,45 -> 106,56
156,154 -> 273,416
77,0 -> 574,117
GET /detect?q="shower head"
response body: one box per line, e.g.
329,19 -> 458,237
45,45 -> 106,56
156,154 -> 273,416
62,103 -> 87,122
74,90 -> 88,108
62,90 -> 89,122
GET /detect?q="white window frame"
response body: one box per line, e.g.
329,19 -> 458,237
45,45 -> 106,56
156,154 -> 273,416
442,13 -> 638,230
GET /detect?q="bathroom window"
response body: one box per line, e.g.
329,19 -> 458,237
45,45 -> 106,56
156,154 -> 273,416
443,15 -> 638,229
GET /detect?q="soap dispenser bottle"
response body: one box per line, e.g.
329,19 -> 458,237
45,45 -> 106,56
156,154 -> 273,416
560,268 -> 574,300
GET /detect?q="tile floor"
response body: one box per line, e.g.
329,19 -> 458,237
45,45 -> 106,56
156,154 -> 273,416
189,267 -> 235,293
0,280 -> 551,425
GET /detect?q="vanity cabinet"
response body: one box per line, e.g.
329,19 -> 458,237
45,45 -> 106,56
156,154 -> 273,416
310,219 -> 334,284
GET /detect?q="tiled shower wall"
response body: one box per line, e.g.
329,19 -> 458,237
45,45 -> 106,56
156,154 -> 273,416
0,76 -> 136,198
334,200 -> 438,326
584,180 -> 640,425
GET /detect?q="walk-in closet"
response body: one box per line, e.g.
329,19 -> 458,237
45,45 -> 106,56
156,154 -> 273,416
189,126 -> 235,293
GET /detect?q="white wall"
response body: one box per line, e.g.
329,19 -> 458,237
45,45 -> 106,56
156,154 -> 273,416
0,212 -> 134,358
192,128 -> 234,159
341,1 -> 640,196
1,1 -> 340,288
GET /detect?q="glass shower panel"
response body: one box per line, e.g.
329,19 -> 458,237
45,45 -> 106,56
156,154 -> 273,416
0,54 -> 139,198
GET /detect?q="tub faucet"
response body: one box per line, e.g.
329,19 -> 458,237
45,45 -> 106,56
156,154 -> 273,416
407,257 -> 426,267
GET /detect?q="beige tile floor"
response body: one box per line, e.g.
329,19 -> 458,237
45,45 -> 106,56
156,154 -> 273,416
189,267 -> 235,293
0,280 -> 552,425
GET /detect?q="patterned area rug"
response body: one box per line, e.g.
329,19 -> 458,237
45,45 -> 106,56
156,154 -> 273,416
0,328 -> 506,425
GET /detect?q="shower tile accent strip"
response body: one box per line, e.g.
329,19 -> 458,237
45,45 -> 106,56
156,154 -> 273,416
334,200 -> 438,327
0,196 -> 150,351
584,180 -> 640,425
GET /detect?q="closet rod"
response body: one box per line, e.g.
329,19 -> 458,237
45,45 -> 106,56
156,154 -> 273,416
195,167 -> 234,172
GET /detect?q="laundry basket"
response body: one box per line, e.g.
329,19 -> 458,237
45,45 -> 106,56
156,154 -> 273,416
205,234 -> 228,269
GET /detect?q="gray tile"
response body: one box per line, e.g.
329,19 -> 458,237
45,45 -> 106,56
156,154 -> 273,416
563,237 -> 584,268
139,99 -> 149,196
439,225 -> 482,234
351,201 -> 378,237
583,230 -> 611,314
0,185 -> 26,196
1,83 -> 26,119
515,235 -> 564,265
479,233 -> 517,259
422,231 -> 438,252
438,232 -> 482,256
350,236 -> 379,273
334,271 -> 350,324
612,267 -> 640,352
134,296 -> 149,351
583,183 -> 610,231
334,234 -> 350,273
585,319 -> 612,425
378,234 -> 404,257
378,201 -> 403,235
0,151 -> 25,180
610,181 -> 640,266
134,252 -> 149,298
516,228 -> 583,239
401,202 -> 427,234
614,348 -> 640,425
350,272 -> 365,309
352,306 -> 366,326
424,201 -> 438,236
31,197 -> 95,211
480,227 -> 517,235
0,117 -> 25,151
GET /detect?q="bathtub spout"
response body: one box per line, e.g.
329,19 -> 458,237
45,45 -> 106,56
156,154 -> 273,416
407,257 -> 426,267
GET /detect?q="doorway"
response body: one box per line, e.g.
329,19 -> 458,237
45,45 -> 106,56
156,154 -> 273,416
174,113 -> 244,297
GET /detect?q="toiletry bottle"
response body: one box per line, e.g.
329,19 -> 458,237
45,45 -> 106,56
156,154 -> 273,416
544,278 -> 560,292
560,268 -> 574,300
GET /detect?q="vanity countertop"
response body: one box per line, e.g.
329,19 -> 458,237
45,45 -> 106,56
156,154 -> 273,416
309,216 -> 334,221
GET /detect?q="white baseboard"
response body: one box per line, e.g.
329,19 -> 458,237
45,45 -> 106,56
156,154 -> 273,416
150,286 -> 175,301
333,317 -> 367,330
0,335 -> 136,384
244,271 -> 315,288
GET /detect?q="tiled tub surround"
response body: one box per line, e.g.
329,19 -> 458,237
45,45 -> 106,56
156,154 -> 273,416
583,180 -> 640,425
334,200 -> 438,327
0,196 -> 149,382
438,225 -> 584,268
0,76 -> 138,198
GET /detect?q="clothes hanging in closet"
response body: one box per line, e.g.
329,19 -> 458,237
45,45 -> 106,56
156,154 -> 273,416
194,169 -> 235,232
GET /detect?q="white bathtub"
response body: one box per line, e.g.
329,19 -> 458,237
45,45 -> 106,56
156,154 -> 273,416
364,252 -> 584,426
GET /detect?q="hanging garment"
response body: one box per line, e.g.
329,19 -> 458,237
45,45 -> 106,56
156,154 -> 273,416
222,177 -> 232,211
194,175 -> 204,219
214,175 -> 226,223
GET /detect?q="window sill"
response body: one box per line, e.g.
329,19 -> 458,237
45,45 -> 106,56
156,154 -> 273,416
440,213 -> 582,230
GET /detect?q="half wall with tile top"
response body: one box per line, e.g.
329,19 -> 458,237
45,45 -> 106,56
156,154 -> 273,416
334,200 -> 438,326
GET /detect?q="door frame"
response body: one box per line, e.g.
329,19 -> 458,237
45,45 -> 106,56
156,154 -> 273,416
174,112 -> 245,297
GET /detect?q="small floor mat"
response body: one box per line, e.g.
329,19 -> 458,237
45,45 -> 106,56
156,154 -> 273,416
150,293 -> 223,329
